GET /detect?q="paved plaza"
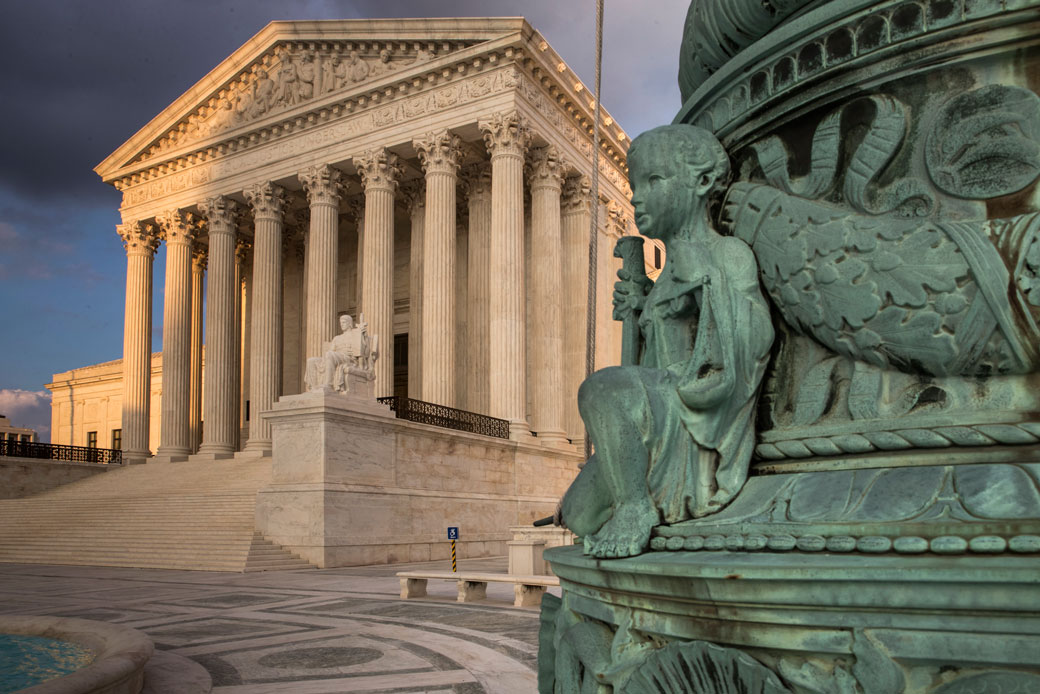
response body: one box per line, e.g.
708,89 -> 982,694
0,557 -> 555,692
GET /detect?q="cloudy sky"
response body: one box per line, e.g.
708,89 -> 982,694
0,0 -> 689,439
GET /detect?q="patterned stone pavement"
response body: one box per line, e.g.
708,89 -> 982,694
0,557 -> 556,692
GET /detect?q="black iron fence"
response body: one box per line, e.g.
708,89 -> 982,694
377,396 -> 510,439
0,439 -> 122,465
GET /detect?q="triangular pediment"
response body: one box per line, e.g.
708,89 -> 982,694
96,18 -> 528,180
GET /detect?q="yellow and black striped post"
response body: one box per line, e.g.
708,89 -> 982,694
447,526 -> 459,573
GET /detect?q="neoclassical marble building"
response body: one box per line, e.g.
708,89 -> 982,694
51,18 -> 652,462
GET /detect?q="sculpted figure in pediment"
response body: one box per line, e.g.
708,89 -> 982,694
248,69 -> 276,118
320,55 -> 338,94
297,53 -> 315,101
276,58 -> 300,106
346,51 -> 370,83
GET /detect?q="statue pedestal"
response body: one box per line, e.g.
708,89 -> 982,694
256,389 -> 396,567
545,545 -> 1040,692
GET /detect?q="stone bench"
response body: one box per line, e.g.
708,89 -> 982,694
397,570 -> 560,607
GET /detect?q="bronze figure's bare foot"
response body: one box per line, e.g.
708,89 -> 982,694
585,501 -> 659,559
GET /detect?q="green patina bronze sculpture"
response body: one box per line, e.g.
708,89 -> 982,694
541,1 -> 1040,692
559,125 -> 773,559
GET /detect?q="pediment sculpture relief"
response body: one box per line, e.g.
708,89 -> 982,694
147,42 -> 446,157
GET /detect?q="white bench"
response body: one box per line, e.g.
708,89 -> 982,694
397,570 -> 559,607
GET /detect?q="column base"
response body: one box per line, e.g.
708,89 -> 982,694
152,447 -> 191,463
191,446 -> 236,462
533,428 -> 571,449
121,450 -> 152,465
508,420 -> 533,441
236,444 -> 272,459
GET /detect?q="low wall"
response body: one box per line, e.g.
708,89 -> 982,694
257,391 -> 582,567
0,458 -> 111,499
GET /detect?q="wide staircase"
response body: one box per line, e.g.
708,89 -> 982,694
0,458 -> 314,572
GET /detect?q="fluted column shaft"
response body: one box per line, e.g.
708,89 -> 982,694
244,182 -> 286,453
528,147 -> 569,445
480,112 -> 531,437
465,164 -> 492,415
414,131 -> 462,407
235,241 -> 250,449
404,184 -> 425,399
190,250 -> 206,453
198,198 -> 238,456
561,176 -> 593,446
355,149 -> 401,397
454,212 -> 469,410
300,164 -> 344,360
118,222 -> 158,462
156,210 -> 196,459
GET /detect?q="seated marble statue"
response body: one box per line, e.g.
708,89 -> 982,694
559,124 -> 774,559
304,313 -> 379,393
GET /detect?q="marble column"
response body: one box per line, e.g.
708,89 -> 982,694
189,247 -> 206,453
197,197 -> 239,457
455,201 -> 469,411
117,221 -> 159,462
280,223 -> 306,396
561,176 -> 593,447
464,164 -> 492,416
243,181 -> 286,454
155,209 -> 196,461
414,130 -> 463,408
402,182 -> 425,400
349,199 -> 365,314
354,149 -> 401,398
235,239 -> 251,450
299,164 -> 344,361
479,111 -> 531,438
527,146 -> 569,446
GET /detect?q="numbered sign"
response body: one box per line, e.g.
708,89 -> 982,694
447,526 -> 459,540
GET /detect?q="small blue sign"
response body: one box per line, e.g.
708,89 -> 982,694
447,526 -> 459,540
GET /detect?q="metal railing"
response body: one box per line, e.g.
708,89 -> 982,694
377,396 -> 510,439
0,439 -> 122,465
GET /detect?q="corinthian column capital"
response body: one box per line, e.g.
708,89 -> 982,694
413,130 -> 463,175
528,146 -> 567,191
461,162 -> 492,203
561,175 -> 592,213
117,220 -> 159,257
244,181 -> 287,221
235,237 -> 252,264
400,180 -> 426,217
355,148 -> 401,193
198,196 -> 240,233
192,247 -> 208,270
156,209 -> 197,246
478,110 -> 530,158
299,164 -> 345,206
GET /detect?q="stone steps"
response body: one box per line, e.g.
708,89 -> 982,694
0,459 -> 313,572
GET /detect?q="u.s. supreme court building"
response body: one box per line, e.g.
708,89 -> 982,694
38,18 -> 655,568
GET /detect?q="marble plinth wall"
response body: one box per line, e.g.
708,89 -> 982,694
258,391 -> 580,567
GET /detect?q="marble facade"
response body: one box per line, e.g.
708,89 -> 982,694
49,18 -> 666,459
